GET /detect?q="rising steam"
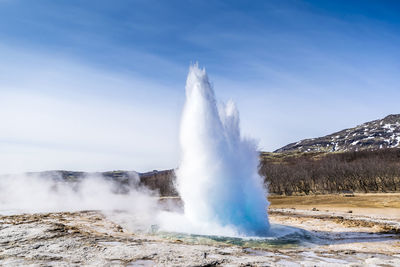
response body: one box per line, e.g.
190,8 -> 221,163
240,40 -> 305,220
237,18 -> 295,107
0,172 -> 159,228
159,64 -> 270,237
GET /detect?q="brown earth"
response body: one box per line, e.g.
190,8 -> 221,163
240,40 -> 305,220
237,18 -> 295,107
268,193 -> 400,219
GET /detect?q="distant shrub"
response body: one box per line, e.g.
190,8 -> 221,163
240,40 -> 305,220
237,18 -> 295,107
259,149 -> 400,195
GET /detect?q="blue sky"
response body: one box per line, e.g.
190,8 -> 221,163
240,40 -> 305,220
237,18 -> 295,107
1,0 -> 400,173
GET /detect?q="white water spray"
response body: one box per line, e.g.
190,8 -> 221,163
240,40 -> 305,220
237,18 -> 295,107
174,64 -> 270,236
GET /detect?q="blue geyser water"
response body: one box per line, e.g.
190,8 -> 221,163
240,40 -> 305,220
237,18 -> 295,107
165,64 -> 270,237
157,225 -> 312,249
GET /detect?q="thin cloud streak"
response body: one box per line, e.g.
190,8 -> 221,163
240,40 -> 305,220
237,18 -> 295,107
0,46 -> 182,174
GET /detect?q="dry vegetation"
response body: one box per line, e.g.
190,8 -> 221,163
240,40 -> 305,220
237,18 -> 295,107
260,148 -> 400,195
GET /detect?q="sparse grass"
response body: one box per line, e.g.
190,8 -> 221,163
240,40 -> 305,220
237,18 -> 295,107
269,193 -> 400,209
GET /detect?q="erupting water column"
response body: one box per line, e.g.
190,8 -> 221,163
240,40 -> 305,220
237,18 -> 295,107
177,64 -> 270,236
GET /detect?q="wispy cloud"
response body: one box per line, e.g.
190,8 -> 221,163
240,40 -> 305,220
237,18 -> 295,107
0,45 -> 183,174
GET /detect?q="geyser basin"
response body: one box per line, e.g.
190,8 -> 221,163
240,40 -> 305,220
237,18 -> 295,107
160,64 -> 270,237
155,224 -> 312,249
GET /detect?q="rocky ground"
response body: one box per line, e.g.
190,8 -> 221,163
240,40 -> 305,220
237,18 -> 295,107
0,207 -> 399,266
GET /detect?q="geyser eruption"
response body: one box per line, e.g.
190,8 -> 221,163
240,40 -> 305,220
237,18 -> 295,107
176,64 -> 270,236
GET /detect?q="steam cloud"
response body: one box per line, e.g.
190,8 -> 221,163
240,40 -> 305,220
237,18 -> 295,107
159,64 -> 270,237
0,173 -> 159,228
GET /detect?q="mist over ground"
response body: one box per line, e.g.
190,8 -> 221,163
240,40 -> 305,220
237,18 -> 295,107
0,172 -> 157,215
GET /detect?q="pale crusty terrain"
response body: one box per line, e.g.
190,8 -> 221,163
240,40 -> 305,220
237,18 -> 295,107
0,211 -> 399,266
0,194 -> 399,266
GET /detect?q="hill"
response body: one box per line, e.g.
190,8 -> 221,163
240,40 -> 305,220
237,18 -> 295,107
275,114 -> 400,153
19,169 -> 177,197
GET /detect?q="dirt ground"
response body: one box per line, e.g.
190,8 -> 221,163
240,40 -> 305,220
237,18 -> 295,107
269,193 -> 400,219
